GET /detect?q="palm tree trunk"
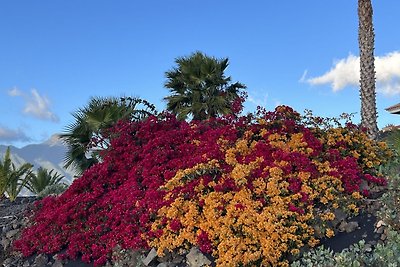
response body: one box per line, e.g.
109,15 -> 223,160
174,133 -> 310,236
358,0 -> 379,139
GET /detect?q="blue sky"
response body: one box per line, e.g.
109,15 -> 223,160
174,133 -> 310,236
1,1 -> 400,147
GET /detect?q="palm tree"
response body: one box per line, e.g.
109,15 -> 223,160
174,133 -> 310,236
60,96 -> 157,174
25,167 -> 65,195
358,0 -> 378,139
164,51 -> 246,121
0,147 -> 33,201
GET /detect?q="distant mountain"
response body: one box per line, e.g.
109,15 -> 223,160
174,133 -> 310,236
0,135 -> 77,185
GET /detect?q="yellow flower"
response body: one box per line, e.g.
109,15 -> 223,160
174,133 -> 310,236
308,237 -> 319,247
320,212 -> 335,221
325,228 -> 335,238
347,203 -> 359,213
351,191 -> 362,200
366,161 -> 374,168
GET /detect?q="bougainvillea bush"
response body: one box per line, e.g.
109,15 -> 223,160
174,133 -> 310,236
13,106 -> 392,266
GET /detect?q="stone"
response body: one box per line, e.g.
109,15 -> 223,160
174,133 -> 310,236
32,253 -> 49,267
376,220 -> 386,228
157,250 -> 172,263
12,222 -> 21,230
1,236 -> 11,250
171,254 -> 185,264
2,258 -> 13,267
186,247 -> 211,267
52,259 -> 64,267
338,221 -> 348,232
333,208 -> 347,222
381,233 -> 387,241
344,221 -> 359,233
5,229 -> 19,239
157,263 -> 169,267
142,248 -> 158,266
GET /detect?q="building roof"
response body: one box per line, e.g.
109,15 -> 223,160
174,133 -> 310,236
385,103 -> 400,114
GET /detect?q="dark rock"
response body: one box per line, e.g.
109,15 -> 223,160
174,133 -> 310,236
171,254 -> 185,264
157,250 -> 172,263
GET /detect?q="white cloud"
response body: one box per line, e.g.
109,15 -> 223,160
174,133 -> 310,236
0,126 -> 31,143
305,51 -> 400,96
299,70 -> 308,83
247,91 -> 269,108
8,88 -> 59,122
23,89 -> 59,122
8,87 -> 22,96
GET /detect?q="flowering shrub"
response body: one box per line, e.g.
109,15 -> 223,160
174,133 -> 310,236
13,106 -> 391,266
149,106 -> 390,266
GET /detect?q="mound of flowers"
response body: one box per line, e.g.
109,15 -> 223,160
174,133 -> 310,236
13,106 -> 392,266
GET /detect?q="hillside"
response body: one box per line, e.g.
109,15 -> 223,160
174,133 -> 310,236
0,135 -> 77,186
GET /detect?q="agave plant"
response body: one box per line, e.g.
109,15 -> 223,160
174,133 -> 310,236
0,147 -> 33,201
25,167 -> 65,195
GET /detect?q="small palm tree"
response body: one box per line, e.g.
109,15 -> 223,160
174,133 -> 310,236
25,167 -> 65,195
164,51 -> 246,121
60,96 -> 157,174
0,147 -> 33,201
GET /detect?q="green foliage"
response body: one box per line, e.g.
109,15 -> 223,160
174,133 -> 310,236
377,172 -> 400,231
0,147 -> 33,201
370,228 -> 400,266
60,96 -> 157,174
291,232 -> 400,267
381,128 -> 400,156
290,246 -> 336,267
25,167 -> 65,195
164,51 -> 246,121
37,183 -> 69,198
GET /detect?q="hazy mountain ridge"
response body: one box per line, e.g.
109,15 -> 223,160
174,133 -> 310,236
0,135 -> 76,184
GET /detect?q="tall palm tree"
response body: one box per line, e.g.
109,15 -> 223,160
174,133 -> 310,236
0,147 -> 33,201
358,0 -> 378,139
25,167 -> 65,195
60,96 -> 157,174
164,51 -> 246,121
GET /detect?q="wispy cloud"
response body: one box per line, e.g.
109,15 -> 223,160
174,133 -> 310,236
299,70 -> 308,83
0,125 -> 31,143
8,88 -> 59,122
7,87 -> 22,96
248,92 -> 269,108
247,90 -> 283,111
305,51 -> 400,96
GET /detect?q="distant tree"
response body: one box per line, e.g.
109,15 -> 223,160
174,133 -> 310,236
358,0 -> 378,139
164,51 -> 246,121
25,167 -> 65,195
60,96 -> 157,174
0,147 -> 33,201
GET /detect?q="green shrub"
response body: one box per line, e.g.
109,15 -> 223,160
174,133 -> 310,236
25,167 -> 65,195
0,147 -> 33,201
291,228 -> 400,267
37,183 -> 69,198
